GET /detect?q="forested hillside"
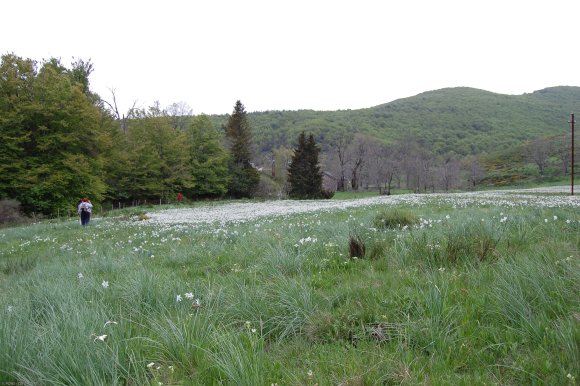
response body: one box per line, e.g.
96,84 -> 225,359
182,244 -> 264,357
210,86 -> 580,156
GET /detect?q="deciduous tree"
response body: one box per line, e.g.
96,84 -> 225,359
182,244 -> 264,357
0,55 -> 109,215
188,115 -> 229,197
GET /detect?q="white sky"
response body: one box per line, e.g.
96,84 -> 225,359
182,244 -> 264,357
2,0 -> 579,115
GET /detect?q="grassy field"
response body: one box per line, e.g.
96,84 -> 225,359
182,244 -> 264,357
0,190 -> 579,385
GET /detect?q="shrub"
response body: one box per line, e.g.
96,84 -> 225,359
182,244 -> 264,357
373,208 -> 418,229
254,174 -> 285,199
0,199 -> 26,225
320,189 -> 335,199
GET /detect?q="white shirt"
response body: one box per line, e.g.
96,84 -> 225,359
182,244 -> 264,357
78,201 -> 93,214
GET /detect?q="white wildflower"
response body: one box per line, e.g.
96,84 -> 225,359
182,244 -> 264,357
92,334 -> 107,342
176,294 -> 182,302
101,280 -> 109,289
185,292 -> 194,299
78,272 -> 84,279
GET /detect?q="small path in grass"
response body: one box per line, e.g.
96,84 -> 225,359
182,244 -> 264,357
144,186 -> 580,226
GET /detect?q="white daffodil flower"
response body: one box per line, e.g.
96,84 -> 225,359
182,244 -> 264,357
92,334 -> 107,342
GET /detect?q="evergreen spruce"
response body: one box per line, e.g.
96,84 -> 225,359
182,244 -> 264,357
225,101 -> 260,198
287,132 -> 324,199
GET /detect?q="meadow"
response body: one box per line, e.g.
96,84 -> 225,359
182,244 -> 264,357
0,188 -> 579,385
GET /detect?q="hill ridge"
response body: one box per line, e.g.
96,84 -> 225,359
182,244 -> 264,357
209,86 -> 580,156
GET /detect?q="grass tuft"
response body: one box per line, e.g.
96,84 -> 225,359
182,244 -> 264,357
373,208 -> 418,229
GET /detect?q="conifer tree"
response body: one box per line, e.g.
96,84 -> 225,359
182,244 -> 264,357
287,132 -> 324,199
225,100 -> 259,198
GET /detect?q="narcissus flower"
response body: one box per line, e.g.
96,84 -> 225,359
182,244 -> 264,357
92,334 -> 107,342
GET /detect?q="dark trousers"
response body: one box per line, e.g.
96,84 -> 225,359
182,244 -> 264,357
80,211 -> 91,226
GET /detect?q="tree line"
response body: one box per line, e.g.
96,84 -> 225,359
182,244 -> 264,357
0,54 -> 266,216
1,54 -> 575,217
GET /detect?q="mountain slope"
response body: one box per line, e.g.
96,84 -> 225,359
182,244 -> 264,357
210,86 -> 580,156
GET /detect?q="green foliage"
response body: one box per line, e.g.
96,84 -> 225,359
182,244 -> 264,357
225,101 -> 260,198
373,208 -> 419,229
209,86 -> 580,160
254,174 -> 284,199
108,104 -> 194,201
0,197 -> 578,384
188,115 -> 229,197
0,54 -> 109,215
287,132 -> 325,199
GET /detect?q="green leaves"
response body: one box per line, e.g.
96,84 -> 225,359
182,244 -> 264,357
0,54 -> 108,215
188,115 -> 229,197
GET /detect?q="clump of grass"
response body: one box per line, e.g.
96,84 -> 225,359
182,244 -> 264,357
1,256 -> 38,275
367,238 -> 391,260
407,219 -> 503,265
348,233 -> 366,259
373,208 -> 418,229
444,221 -> 502,263
208,328 -> 266,385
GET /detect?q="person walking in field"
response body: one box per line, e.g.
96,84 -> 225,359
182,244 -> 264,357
77,198 -> 93,226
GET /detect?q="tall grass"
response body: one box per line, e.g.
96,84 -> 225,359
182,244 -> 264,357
0,198 -> 578,384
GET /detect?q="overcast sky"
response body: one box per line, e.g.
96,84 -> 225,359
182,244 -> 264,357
2,0 -> 579,115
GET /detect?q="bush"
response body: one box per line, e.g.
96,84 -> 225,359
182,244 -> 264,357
254,174 -> 285,199
373,208 -> 418,229
0,199 -> 26,225
320,189 -> 335,199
